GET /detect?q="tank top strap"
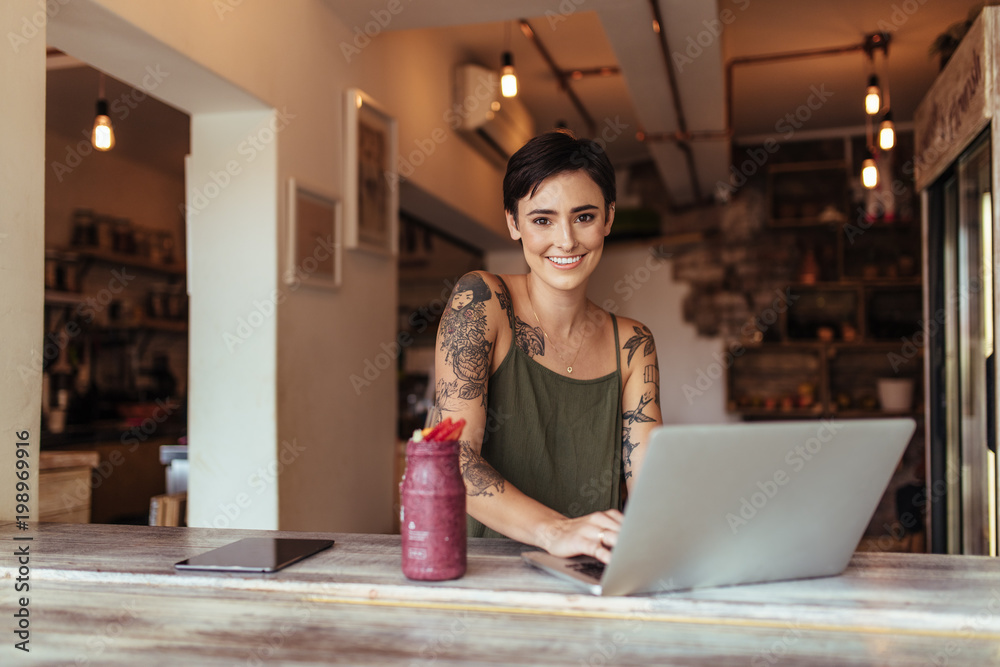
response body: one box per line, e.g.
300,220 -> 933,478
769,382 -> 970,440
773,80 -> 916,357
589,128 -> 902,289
610,313 -> 621,374
494,274 -> 516,331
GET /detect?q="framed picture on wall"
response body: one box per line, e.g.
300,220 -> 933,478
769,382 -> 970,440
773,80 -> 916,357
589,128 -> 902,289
285,178 -> 342,290
344,88 -> 398,256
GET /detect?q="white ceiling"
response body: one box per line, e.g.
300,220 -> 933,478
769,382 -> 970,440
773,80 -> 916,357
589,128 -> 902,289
46,1 -> 985,211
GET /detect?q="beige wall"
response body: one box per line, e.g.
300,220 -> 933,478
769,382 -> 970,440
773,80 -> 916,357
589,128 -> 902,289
366,28 -> 508,242
0,0 -> 45,522
586,245 -> 735,426
33,0 -> 509,532
44,127 -> 185,249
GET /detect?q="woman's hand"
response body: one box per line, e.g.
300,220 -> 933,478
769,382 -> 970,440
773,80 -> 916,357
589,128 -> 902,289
535,510 -> 624,564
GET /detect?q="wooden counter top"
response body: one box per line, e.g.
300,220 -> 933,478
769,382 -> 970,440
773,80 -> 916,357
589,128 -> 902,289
2,522 -> 999,665
39,450 -> 99,470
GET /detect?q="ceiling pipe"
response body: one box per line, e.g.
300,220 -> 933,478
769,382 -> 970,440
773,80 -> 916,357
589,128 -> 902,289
518,19 -> 600,138
640,31 -> 876,210
724,42 -> 866,135
638,129 -> 731,143
646,0 -> 704,203
567,66 -> 621,79
639,40 -> 869,145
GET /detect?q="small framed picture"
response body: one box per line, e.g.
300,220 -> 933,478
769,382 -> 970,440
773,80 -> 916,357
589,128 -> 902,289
285,178 -> 342,290
344,88 -> 398,256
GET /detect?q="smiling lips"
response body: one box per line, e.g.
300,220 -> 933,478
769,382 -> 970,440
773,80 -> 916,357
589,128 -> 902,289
547,255 -> 583,268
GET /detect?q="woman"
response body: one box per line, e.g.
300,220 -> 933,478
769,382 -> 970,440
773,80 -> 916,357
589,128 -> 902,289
431,130 -> 662,564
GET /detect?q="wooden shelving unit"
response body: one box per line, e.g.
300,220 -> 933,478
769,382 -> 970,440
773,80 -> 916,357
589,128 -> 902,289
728,156 -> 923,420
41,246 -> 188,433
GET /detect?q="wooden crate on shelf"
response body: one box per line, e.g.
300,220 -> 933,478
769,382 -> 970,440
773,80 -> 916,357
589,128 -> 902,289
766,161 -> 848,227
39,451 -> 99,523
727,345 -> 826,417
827,344 -> 923,417
784,284 -> 861,341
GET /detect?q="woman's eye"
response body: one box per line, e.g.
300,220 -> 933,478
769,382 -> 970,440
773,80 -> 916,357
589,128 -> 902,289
531,217 -> 551,226
576,213 -> 595,223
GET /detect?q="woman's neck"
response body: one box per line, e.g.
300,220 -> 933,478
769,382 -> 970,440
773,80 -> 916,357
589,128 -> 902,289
523,273 -> 592,340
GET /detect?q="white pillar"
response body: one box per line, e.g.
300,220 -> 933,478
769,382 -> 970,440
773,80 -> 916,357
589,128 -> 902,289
0,0 -> 46,521
185,110 -> 279,529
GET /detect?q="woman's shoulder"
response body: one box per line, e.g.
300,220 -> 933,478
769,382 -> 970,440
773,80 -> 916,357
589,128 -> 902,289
610,314 -> 657,363
611,313 -> 652,336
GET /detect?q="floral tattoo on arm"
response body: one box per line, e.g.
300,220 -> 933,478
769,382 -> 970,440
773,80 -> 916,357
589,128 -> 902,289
439,273 -> 493,406
623,325 -> 655,366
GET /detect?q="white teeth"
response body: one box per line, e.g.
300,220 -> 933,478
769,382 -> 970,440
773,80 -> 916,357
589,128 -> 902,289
548,256 -> 580,265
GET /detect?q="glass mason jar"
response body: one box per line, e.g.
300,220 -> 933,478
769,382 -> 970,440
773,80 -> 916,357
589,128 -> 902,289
400,438 -> 466,581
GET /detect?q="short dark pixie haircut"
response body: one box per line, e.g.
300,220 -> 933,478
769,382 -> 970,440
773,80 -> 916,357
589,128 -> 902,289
502,130 -> 616,219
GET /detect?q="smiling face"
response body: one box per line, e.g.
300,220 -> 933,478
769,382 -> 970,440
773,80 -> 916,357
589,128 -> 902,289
505,169 -> 615,292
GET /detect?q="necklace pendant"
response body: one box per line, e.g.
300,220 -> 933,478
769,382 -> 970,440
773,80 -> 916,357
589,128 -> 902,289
567,366 -> 573,374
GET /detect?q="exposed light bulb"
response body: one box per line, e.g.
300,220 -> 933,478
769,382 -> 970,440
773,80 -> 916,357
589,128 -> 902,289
878,112 -> 895,150
865,75 -> 881,116
91,99 -> 114,151
500,51 -> 517,98
861,157 -> 878,189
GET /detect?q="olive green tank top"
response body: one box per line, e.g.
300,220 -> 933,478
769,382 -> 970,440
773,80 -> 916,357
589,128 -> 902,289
468,275 -> 623,539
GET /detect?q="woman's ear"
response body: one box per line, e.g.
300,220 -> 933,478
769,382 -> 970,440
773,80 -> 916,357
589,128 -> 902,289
505,210 -> 522,241
603,203 -> 616,237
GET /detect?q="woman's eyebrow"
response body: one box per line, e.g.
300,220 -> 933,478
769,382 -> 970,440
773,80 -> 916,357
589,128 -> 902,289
525,204 -> 600,216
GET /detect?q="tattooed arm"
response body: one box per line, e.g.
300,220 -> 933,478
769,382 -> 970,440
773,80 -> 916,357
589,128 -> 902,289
431,272 -> 621,560
620,320 -> 663,495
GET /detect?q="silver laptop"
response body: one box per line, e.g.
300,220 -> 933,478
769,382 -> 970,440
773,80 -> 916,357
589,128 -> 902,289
522,418 -> 916,596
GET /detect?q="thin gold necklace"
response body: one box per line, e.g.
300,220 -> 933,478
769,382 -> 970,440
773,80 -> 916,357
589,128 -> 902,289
525,280 -> 586,374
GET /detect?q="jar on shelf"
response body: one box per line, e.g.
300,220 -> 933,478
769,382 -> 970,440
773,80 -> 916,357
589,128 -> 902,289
133,227 -> 151,259
160,231 -> 176,264
147,284 -> 169,319
113,217 -> 135,254
44,250 -> 60,290
71,209 -> 96,247
798,247 -> 819,285
166,284 -> 187,320
151,231 -> 176,265
61,251 -> 80,292
95,215 -> 114,250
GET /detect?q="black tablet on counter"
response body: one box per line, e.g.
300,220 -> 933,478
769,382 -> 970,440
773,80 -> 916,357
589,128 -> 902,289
174,537 -> 334,573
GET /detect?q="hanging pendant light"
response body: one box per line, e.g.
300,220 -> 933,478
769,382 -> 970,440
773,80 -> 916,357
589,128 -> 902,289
864,75 -> 881,116
500,51 -> 518,98
500,20 -> 517,98
91,73 -> 115,151
878,110 -> 895,151
861,152 -> 878,189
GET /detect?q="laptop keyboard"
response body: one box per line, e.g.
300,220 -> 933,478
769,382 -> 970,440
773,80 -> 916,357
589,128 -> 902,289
568,558 -> 606,580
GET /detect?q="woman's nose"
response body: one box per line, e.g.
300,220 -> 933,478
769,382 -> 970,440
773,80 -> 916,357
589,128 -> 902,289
556,221 -> 577,250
